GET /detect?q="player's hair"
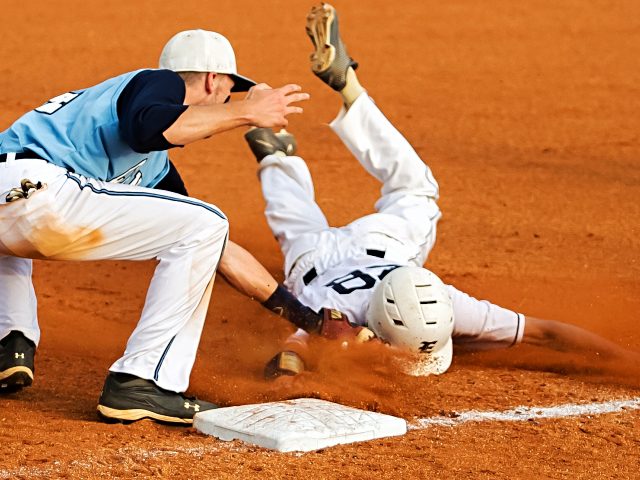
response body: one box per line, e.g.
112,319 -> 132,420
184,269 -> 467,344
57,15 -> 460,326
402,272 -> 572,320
177,71 -> 207,86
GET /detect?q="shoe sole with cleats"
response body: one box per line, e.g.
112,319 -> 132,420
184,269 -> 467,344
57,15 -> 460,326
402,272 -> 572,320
306,3 -> 358,91
97,404 -> 192,424
0,367 -> 33,390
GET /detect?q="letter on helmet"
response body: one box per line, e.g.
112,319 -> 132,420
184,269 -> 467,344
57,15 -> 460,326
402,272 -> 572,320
367,267 -> 454,375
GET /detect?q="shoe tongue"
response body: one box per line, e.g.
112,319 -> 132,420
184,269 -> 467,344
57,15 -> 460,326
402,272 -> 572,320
0,332 -> 15,346
1,331 -> 31,347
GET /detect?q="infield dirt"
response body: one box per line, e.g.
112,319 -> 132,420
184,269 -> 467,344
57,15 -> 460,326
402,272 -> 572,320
1,0 -> 639,478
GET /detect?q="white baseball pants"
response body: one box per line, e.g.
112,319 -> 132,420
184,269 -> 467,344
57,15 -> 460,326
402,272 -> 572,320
0,158 -> 228,392
259,93 -> 441,281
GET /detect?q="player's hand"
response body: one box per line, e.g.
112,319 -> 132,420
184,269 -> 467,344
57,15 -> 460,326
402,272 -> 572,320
317,308 -> 377,343
244,82 -> 272,96
244,84 -> 309,128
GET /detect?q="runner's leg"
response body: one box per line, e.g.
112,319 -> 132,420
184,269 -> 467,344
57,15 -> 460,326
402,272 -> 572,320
330,93 -> 441,264
258,154 -> 329,276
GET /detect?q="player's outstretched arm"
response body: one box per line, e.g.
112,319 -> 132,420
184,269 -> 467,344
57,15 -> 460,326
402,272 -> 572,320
217,240 -> 277,302
163,84 -> 309,146
217,241 -> 370,341
523,316 -> 639,362
217,241 -> 323,332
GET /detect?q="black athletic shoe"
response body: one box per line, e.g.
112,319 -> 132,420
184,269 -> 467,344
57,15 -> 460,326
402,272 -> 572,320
97,372 -> 218,424
0,331 -> 35,392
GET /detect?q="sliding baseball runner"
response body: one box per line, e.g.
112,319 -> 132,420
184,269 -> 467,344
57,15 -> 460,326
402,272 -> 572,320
248,3 -> 639,378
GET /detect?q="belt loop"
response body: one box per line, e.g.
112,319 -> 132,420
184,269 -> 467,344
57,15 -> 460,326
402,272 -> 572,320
366,248 -> 386,259
6,153 -> 16,163
303,267 -> 318,286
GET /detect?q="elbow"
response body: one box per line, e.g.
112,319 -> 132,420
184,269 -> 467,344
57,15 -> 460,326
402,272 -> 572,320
162,123 -> 188,147
162,124 -> 178,145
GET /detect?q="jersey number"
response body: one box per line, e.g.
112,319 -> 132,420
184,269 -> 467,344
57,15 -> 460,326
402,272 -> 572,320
35,92 -> 82,115
325,264 -> 400,295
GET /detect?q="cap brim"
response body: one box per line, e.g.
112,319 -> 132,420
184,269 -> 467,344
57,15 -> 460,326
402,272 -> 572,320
230,73 -> 257,92
406,336 -> 453,376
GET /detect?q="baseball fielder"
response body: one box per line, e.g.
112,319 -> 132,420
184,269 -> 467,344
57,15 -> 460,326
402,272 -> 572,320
247,4 -> 639,377
0,29 -> 319,424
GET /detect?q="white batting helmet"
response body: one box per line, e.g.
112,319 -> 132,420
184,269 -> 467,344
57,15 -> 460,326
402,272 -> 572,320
367,266 -> 454,375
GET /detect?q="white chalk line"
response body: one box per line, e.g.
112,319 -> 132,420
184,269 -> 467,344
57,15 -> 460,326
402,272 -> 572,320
1,396 -> 639,478
409,396 -> 640,430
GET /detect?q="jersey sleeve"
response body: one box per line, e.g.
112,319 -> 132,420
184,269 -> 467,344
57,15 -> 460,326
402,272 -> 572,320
446,284 -> 525,350
117,69 -> 188,153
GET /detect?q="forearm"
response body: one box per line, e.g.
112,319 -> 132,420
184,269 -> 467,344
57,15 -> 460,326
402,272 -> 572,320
217,240 -> 323,331
523,316 -> 639,361
217,240 -> 277,302
163,101 -> 254,146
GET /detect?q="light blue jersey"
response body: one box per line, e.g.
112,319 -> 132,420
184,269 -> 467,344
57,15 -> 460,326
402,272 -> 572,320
0,70 -> 170,188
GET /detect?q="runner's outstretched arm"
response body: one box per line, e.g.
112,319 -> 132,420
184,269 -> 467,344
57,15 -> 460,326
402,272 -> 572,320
523,317 -> 639,362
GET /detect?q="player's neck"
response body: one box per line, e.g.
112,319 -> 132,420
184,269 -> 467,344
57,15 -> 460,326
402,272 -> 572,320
183,85 -> 211,106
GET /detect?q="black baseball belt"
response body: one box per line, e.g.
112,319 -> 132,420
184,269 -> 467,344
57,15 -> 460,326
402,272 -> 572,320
0,150 -> 45,162
302,249 -> 387,285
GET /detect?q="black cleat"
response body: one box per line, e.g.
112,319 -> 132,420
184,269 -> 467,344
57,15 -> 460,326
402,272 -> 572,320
97,372 -> 218,425
244,128 -> 297,162
306,3 -> 358,91
264,351 -> 305,379
0,331 -> 35,392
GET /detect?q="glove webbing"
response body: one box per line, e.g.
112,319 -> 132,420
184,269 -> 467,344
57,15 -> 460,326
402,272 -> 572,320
6,179 -> 43,203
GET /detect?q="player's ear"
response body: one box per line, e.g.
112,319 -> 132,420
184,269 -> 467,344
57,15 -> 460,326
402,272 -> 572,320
205,72 -> 216,94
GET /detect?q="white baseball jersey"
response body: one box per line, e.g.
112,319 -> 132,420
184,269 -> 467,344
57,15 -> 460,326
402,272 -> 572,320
259,93 -> 525,349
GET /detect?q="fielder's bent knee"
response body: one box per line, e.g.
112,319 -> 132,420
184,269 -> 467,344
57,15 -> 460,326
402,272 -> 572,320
201,211 -> 229,243
177,203 -> 229,253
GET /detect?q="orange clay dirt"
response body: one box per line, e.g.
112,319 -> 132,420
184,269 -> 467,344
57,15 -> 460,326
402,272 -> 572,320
1,1 -> 639,478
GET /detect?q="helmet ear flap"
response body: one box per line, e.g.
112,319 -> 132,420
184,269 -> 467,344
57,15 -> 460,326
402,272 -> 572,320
367,267 -> 454,375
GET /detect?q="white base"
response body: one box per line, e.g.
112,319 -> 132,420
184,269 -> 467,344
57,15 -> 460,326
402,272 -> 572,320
193,398 -> 407,452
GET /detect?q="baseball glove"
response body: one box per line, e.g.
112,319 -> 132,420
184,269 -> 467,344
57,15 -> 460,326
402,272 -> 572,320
6,179 -> 43,203
318,308 -> 376,343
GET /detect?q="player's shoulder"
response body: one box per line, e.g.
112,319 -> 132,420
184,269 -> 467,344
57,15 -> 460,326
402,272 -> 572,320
126,69 -> 183,90
118,69 -> 186,110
